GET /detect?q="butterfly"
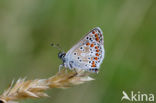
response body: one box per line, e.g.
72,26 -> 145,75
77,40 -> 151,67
57,27 -> 105,73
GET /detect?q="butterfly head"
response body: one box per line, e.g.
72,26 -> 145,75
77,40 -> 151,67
51,43 -> 66,60
58,52 -> 66,61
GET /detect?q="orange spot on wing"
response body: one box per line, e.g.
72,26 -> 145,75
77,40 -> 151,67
90,44 -> 94,47
95,46 -> 98,49
86,43 -> 90,46
92,31 -> 95,34
92,65 -> 96,67
95,34 -> 98,37
96,53 -> 99,56
92,61 -> 95,65
94,57 -> 98,60
96,50 -> 99,52
92,61 -> 96,67
96,37 -> 99,41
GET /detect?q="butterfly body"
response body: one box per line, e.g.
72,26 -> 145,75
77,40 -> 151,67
58,27 -> 105,73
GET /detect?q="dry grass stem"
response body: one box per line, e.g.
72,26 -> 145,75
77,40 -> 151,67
0,69 -> 94,103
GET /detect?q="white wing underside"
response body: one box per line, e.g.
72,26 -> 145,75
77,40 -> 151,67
64,27 -> 105,72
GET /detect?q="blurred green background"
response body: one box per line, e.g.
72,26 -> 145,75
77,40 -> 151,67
0,0 -> 156,103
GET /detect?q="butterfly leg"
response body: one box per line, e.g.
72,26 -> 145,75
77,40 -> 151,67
73,68 -> 78,75
69,61 -> 78,75
69,61 -> 74,69
59,64 -> 68,73
59,64 -> 63,72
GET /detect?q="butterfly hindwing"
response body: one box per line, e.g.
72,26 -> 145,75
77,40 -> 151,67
65,27 -> 104,73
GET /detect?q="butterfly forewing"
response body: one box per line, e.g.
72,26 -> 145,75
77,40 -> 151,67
65,27 -> 104,73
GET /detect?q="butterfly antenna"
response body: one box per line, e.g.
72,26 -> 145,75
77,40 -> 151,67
51,43 -> 63,52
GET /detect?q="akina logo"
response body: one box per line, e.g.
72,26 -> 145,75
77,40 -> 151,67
121,91 -> 154,102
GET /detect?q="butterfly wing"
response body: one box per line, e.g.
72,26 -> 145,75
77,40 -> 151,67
65,27 -> 105,73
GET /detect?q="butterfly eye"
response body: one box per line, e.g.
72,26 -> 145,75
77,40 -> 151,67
74,52 -> 77,55
58,52 -> 66,59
